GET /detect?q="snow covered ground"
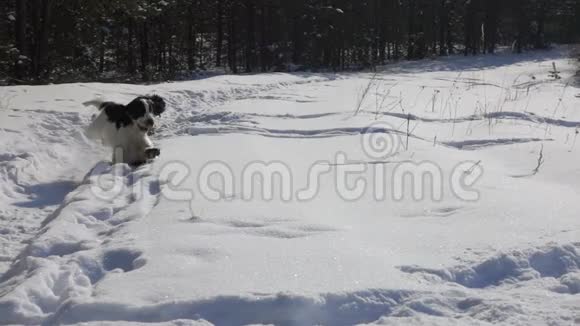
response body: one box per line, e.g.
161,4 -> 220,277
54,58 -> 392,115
1,47 -> 580,325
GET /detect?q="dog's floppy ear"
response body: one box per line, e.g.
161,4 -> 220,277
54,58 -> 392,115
148,94 -> 166,116
126,98 -> 146,120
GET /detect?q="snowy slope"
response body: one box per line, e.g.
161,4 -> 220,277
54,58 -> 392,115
1,47 -> 580,325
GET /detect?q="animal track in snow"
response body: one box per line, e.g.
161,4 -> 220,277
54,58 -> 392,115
402,206 -> 465,218
187,216 -> 340,239
102,249 -> 144,272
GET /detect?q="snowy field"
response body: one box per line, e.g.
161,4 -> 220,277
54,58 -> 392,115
1,47 -> 580,325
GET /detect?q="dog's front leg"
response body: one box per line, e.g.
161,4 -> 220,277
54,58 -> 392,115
142,135 -> 160,161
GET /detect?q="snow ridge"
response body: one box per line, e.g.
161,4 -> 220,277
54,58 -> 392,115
0,163 -> 161,325
0,106 -> 102,275
400,243 -> 580,292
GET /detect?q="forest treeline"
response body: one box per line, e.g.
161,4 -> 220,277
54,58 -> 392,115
1,0 -> 580,84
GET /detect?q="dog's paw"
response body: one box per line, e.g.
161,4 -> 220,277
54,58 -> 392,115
145,147 -> 161,160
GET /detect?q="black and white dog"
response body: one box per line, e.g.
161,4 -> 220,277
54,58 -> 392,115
84,95 -> 166,166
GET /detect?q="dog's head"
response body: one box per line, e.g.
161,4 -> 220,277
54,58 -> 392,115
126,95 -> 166,132
147,95 -> 166,116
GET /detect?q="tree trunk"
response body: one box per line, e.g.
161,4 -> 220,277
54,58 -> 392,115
438,0 -> 448,56
259,4 -> 269,72
535,0 -> 547,49
407,0 -> 416,59
32,0 -> 53,79
227,3 -> 238,73
292,14 -> 301,64
15,0 -> 27,79
215,0 -> 224,67
245,0 -> 256,72
187,6 -> 196,71
99,28 -> 105,73
127,18 -> 135,73
140,22 -> 149,79
157,21 -> 164,73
